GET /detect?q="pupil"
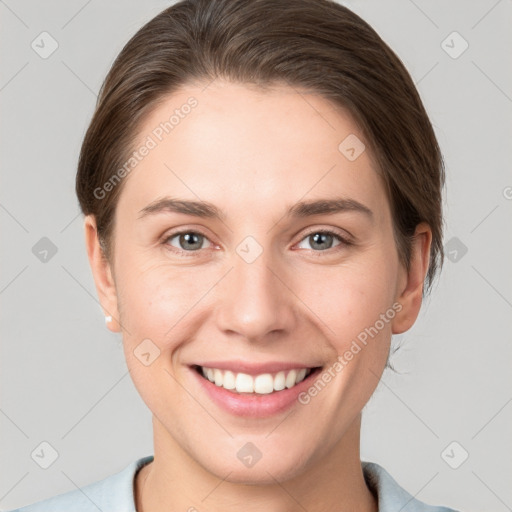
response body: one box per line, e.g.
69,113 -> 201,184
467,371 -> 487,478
181,232 -> 202,250
311,232 -> 332,250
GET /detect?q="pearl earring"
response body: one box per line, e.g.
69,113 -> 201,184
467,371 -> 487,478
105,315 -> 112,324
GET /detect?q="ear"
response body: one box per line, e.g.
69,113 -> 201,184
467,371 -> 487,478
391,222 -> 432,335
84,215 -> 121,333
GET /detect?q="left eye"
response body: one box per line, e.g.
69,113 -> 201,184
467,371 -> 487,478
296,230 -> 347,251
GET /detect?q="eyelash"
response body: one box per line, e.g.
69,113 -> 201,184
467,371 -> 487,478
161,228 -> 353,258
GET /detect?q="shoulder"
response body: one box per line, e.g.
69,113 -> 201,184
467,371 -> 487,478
362,461 -> 461,512
6,455 -> 154,512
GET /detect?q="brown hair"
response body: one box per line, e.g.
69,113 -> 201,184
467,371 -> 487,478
76,0 -> 445,295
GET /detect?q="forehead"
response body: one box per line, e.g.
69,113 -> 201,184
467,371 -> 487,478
117,80 -> 389,222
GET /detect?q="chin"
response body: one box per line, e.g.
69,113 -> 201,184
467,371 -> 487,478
196,440 -> 314,485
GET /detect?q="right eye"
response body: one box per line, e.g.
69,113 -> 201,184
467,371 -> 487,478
163,230 -> 214,256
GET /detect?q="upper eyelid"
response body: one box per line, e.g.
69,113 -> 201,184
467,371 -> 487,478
299,226 -> 352,241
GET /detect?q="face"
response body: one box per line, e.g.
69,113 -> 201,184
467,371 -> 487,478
86,80 -> 430,483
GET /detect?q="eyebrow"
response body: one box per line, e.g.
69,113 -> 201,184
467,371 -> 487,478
137,196 -> 373,221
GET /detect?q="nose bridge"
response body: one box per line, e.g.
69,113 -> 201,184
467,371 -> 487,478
215,239 -> 295,341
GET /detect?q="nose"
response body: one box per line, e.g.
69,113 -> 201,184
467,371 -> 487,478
214,247 -> 297,343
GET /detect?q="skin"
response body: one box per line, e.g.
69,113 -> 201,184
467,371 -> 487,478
85,80 -> 431,512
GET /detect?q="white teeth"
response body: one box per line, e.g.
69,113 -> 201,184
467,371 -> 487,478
254,373 -> 274,394
199,366 -> 313,394
235,373 -> 254,393
285,369 -> 297,389
223,370 -> 236,390
214,369 -> 223,386
274,371 -> 286,391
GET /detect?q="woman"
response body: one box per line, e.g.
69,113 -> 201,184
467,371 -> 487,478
11,0 -> 460,510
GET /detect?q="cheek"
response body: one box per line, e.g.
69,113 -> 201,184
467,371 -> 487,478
292,256 -> 398,406
114,260 -> 204,410
296,256 -> 398,342
115,257 -> 216,348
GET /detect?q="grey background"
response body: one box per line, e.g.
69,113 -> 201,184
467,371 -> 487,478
1,1 -> 511,510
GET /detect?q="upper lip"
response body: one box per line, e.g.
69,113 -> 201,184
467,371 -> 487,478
191,360 -> 322,375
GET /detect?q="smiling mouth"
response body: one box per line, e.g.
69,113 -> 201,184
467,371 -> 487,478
192,364 -> 323,395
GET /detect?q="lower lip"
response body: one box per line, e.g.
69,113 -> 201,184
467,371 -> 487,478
189,366 -> 323,418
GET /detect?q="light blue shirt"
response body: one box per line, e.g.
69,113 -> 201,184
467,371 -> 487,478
9,456 -> 459,511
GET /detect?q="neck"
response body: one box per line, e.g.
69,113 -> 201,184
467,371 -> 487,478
136,414 -> 377,512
